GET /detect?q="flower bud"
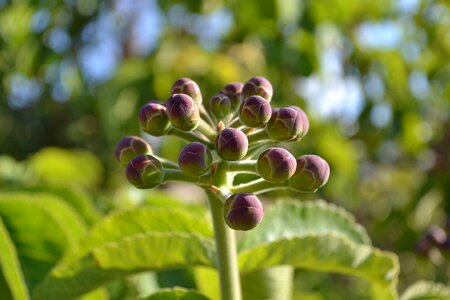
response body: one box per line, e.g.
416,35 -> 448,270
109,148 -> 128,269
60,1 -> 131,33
209,93 -> 231,119
178,142 -> 212,176
138,102 -> 171,136
289,105 -> 309,141
221,83 -> 243,111
257,147 -> 297,183
171,77 -> 202,104
224,193 -> 263,231
166,94 -> 200,131
239,95 -> 272,128
266,107 -> 309,141
114,136 -> 152,167
288,155 -> 330,192
216,128 -> 248,161
126,154 -> 164,189
242,76 -> 273,102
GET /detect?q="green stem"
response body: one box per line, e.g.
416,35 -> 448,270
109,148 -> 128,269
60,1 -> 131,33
199,104 -> 216,127
226,160 -> 257,174
163,169 -> 211,185
168,127 -> 214,148
247,129 -> 270,144
205,188 -> 242,300
196,119 -> 217,141
229,178 -> 287,194
228,117 -> 242,128
153,156 -> 178,169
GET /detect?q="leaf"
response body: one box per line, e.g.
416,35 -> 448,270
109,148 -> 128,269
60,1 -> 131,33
141,287 -> 210,299
238,234 -> 399,300
0,217 -> 30,300
400,280 -> 450,300
240,200 -> 371,251
33,208 -> 216,299
16,185 -> 101,225
69,207 -> 213,259
0,192 -> 86,291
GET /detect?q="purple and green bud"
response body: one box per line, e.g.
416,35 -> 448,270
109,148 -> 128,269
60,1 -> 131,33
178,142 -> 212,176
171,77 -> 202,104
289,106 -> 309,141
126,154 -> 164,189
166,93 -> 200,131
242,76 -> 273,102
288,155 -> 330,192
257,147 -> 297,183
216,128 -> 248,161
138,102 -> 171,136
114,136 -> 152,167
210,93 -> 231,119
221,83 -> 243,111
266,106 -> 309,141
224,193 -> 264,231
239,95 -> 272,128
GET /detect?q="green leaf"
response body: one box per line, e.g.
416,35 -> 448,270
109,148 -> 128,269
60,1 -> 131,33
401,280 -> 450,300
15,185 -> 101,225
33,208 -> 216,299
238,201 -> 398,300
238,234 -> 399,300
240,200 -> 371,251
0,217 -> 30,300
0,192 -> 86,291
141,287 -> 210,299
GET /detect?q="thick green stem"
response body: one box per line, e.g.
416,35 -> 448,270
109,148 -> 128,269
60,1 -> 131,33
230,178 -> 287,194
196,119 -> 217,141
153,156 -> 178,169
247,129 -> 270,144
168,127 -> 214,148
206,189 -> 242,300
199,104 -> 216,127
163,169 -> 211,185
226,160 -> 257,174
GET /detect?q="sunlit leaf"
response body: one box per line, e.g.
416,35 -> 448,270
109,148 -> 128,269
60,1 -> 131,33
400,280 -> 450,300
0,217 -> 29,300
239,200 -> 371,251
33,207 -> 216,299
239,235 -> 399,300
238,201 -> 398,300
0,192 -> 86,291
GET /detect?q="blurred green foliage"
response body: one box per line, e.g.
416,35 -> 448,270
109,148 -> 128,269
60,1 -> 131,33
0,0 -> 449,298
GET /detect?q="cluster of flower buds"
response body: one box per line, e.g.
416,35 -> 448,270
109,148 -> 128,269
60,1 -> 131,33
115,76 -> 330,231
416,219 -> 450,257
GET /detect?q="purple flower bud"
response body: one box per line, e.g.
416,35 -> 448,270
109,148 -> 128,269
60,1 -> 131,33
171,77 -> 203,104
257,147 -> 297,183
224,193 -> 264,231
289,155 -> 330,192
126,154 -> 164,189
178,142 -> 212,176
210,93 -> 231,119
138,102 -> 171,136
216,128 -> 248,161
266,106 -> 309,141
242,76 -> 273,102
114,136 -> 153,167
166,94 -> 200,131
221,83 -> 243,111
289,105 -> 309,141
239,95 -> 272,128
